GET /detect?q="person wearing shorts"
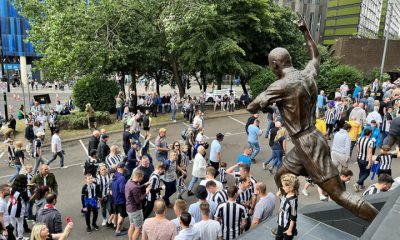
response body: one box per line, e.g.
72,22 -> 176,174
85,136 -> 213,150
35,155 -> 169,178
125,169 -> 147,240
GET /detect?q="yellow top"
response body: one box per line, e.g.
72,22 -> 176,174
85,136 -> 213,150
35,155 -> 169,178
315,119 -> 327,135
346,120 -> 362,141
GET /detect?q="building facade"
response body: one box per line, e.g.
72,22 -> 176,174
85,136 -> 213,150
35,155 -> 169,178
0,0 -> 36,81
274,0 -> 328,43
323,0 -> 400,45
378,0 -> 400,39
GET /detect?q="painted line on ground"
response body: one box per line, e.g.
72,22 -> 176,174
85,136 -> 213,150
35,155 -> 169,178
228,116 -> 246,126
0,152 -> 4,160
79,139 -> 89,157
140,134 -> 156,147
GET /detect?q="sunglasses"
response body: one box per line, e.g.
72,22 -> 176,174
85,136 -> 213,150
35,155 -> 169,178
174,145 -> 180,147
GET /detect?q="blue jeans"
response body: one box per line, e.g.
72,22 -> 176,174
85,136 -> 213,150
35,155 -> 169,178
116,107 -> 123,120
47,151 -> 65,167
9,164 -> 21,183
357,158 -> 370,186
161,104 -> 165,114
264,149 -> 282,169
33,156 -> 45,174
382,131 -> 389,145
171,109 -> 177,121
188,176 -> 204,191
248,142 -> 260,160
265,119 -> 273,138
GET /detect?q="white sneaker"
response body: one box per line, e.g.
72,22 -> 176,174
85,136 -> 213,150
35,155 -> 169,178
102,219 -> 107,226
319,195 -> 328,201
262,162 -> 267,170
302,189 -> 309,196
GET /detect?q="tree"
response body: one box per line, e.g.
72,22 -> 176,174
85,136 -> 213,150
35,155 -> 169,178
72,75 -> 119,111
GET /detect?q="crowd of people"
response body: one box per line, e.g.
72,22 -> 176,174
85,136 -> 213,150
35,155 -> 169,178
0,77 -> 400,240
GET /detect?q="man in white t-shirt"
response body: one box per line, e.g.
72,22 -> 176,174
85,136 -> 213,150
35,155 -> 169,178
0,184 -> 11,237
193,110 -> 204,130
193,202 -> 222,240
200,167 -> 223,200
47,128 -> 65,168
209,133 -> 224,175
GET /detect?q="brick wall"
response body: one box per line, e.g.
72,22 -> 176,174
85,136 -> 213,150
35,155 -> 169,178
331,38 -> 400,74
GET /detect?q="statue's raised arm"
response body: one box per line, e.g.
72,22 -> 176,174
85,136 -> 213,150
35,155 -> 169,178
296,12 -> 320,71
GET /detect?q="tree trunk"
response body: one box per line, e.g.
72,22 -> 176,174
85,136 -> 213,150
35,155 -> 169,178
120,73 -> 126,98
170,56 -> 185,97
194,73 -> 202,91
200,71 -> 207,92
240,78 -> 248,95
216,73 -> 223,90
129,69 -> 137,94
155,70 -> 161,96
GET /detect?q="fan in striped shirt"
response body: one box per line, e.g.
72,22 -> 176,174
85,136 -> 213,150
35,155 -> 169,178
211,188 -> 229,206
324,106 -> 336,137
363,174 -> 394,196
214,186 -> 248,240
143,164 -> 165,219
105,148 -> 123,170
96,165 -> 111,226
375,145 -> 400,176
355,129 -> 375,191
236,175 -> 254,211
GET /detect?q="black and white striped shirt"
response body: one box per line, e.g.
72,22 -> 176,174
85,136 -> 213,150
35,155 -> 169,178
377,154 -> 396,170
105,154 -> 123,170
363,184 -> 380,196
218,168 -> 227,183
381,112 -> 392,132
96,174 -> 110,198
237,187 -> 252,206
357,137 -> 375,161
277,195 -> 298,228
214,201 -> 248,240
335,104 -> 345,121
147,172 -> 161,201
324,109 -> 335,124
32,138 -> 42,158
212,189 -> 229,206
234,173 -> 257,195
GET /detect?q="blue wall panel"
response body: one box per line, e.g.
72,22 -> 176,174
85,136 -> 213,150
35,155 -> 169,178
0,0 -> 36,57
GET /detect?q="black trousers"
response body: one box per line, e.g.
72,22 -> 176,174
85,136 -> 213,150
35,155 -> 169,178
210,161 -> 220,178
275,226 -> 296,240
85,205 -> 98,227
143,199 -> 155,219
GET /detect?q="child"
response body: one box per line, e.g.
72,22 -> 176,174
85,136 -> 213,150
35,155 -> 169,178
143,163 -> 165,219
96,164 -> 111,227
7,139 -> 15,167
180,145 -> 190,168
275,173 -> 299,240
81,173 -> 100,232
375,145 -> 400,176
177,146 -> 189,200
9,141 -> 25,183
218,162 -> 228,185
324,105 -> 335,139
24,164 -> 34,220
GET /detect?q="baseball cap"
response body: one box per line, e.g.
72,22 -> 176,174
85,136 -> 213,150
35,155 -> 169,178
117,162 -> 125,168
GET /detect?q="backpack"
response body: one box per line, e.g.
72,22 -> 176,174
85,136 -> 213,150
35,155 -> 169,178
181,125 -> 196,140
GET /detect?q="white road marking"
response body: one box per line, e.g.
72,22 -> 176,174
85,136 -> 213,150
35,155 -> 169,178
140,134 -> 156,147
0,152 -> 4,160
228,116 -> 246,126
0,162 -> 83,179
181,122 -> 189,127
79,139 -> 89,157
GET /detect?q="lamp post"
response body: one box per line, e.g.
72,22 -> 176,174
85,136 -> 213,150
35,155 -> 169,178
380,1 -> 394,80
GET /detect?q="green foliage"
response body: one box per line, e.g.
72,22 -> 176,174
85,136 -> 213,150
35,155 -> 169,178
318,64 -> 363,98
366,67 -> 390,83
248,68 -> 276,97
72,75 -> 119,112
58,111 -> 112,130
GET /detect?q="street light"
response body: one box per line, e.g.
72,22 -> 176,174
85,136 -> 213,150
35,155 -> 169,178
380,1 -> 394,80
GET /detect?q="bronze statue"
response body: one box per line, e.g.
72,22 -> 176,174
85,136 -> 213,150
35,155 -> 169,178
247,14 -> 378,222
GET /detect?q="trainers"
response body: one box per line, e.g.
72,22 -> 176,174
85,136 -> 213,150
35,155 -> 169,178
271,228 -> 278,236
115,231 -> 128,237
262,162 -> 267,170
251,158 -> 256,163
106,222 -> 114,228
302,189 -> 309,196
86,227 -> 92,232
187,190 -> 194,197
92,224 -> 99,230
102,219 -> 107,226
319,195 -> 328,201
268,167 -> 273,175
353,183 -> 361,192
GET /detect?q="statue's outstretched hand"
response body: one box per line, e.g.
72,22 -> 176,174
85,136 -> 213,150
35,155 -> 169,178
247,100 -> 260,114
294,12 -> 307,32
